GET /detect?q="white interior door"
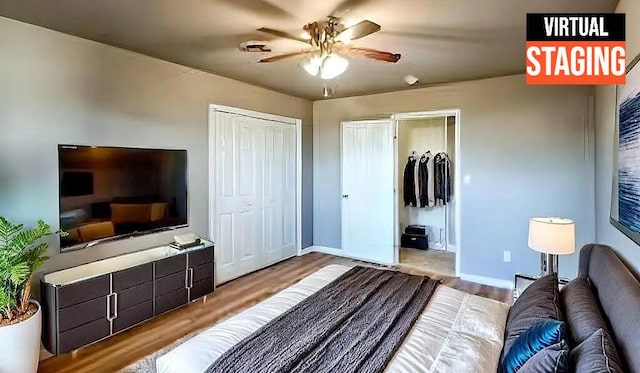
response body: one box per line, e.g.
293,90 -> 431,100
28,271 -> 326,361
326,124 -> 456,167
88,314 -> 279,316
214,112 -> 264,283
341,120 -> 395,264
263,122 -> 297,265
212,109 -> 297,284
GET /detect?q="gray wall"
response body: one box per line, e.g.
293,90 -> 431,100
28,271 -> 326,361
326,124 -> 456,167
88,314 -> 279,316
595,0 -> 640,272
0,16 -> 313,275
313,75 -> 595,281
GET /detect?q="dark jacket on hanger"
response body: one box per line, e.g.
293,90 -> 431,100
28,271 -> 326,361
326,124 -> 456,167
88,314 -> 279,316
434,152 -> 452,204
403,157 -> 417,207
418,154 -> 429,207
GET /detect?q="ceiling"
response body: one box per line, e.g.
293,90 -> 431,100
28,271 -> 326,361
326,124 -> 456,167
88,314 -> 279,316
0,0 -> 618,100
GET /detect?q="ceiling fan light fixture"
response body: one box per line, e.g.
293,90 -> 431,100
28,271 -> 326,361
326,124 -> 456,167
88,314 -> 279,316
300,55 -> 323,76
322,85 -> 333,98
320,53 -> 349,80
300,31 -> 312,40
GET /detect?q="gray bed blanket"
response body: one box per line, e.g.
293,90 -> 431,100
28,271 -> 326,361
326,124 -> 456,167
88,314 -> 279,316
206,266 -> 440,373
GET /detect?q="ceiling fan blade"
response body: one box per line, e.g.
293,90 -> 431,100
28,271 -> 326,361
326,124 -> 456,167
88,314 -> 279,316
258,51 -> 315,63
335,20 -> 380,42
258,27 -> 309,44
336,47 -> 401,63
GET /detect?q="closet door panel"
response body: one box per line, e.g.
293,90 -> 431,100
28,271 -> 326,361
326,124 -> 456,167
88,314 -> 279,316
214,112 -> 240,283
342,125 -> 370,258
341,124 -> 361,259
365,123 -> 395,258
237,119 -> 264,275
341,121 -> 394,264
283,126 -> 297,254
263,124 -> 285,264
212,109 -> 297,283
215,212 -> 234,281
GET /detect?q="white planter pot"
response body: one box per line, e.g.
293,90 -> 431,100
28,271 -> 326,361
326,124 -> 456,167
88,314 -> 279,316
0,300 -> 41,373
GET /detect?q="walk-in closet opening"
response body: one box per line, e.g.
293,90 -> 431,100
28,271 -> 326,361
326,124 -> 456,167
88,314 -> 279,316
395,112 -> 459,276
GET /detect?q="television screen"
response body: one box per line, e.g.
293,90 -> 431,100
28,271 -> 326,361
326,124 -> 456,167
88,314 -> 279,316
58,145 -> 188,250
61,171 -> 94,197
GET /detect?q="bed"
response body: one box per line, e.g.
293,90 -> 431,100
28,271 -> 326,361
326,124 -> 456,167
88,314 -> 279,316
157,244 -> 640,373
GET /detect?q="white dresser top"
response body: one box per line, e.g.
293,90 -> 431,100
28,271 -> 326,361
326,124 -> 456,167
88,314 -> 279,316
43,240 -> 214,286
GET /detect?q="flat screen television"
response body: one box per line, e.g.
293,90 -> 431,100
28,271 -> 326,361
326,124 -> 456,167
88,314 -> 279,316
58,145 -> 188,250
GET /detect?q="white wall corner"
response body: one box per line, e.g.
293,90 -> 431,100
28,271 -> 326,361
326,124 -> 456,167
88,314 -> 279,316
301,246 -> 344,257
299,246 -> 316,256
460,273 -> 514,289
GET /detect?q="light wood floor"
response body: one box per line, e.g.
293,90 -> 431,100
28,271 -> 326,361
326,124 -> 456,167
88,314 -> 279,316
399,247 -> 456,276
38,252 -> 511,373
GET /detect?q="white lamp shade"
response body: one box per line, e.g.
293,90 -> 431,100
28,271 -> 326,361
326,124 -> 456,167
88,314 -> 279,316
528,217 -> 575,255
320,53 -> 349,80
300,55 -> 322,76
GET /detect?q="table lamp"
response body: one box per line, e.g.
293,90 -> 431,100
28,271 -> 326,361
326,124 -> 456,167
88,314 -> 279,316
528,217 -> 575,275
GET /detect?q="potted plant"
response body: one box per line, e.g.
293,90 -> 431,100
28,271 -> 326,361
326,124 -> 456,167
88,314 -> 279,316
0,217 -> 67,373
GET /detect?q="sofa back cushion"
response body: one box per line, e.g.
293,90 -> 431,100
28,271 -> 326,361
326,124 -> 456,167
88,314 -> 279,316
502,274 -> 563,366
560,278 -> 610,347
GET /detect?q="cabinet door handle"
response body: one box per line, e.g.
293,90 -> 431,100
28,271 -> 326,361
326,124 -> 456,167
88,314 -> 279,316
188,268 -> 194,288
106,293 -> 118,321
106,294 -> 111,321
113,293 -> 118,320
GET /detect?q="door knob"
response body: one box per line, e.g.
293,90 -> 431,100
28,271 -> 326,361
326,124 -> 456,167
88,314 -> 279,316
342,194 -> 349,198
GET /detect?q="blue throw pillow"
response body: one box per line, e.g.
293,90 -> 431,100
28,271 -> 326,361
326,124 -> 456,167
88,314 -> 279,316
502,319 -> 566,373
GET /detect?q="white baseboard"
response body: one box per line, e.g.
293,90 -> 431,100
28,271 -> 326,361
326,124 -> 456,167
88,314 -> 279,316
302,245 -> 344,256
460,273 -> 513,289
299,246 -> 315,255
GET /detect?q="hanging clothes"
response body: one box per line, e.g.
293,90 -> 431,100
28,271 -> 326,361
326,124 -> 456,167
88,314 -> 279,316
426,151 -> 435,207
414,155 -> 421,207
434,152 -> 452,204
434,153 -> 444,204
403,156 -> 417,207
404,151 -> 453,208
418,153 -> 429,207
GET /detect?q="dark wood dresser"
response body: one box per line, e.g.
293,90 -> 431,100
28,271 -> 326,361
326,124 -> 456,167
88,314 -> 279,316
41,242 -> 215,354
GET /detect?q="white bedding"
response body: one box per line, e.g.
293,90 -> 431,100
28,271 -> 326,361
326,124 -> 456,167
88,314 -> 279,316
157,265 -> 510,373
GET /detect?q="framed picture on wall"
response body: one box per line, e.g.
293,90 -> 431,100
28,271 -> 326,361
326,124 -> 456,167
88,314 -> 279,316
611,53 -> 640,244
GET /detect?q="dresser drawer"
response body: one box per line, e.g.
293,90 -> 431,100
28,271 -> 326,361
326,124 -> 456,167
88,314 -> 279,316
58,318 -> 110,353
113,263 -> 153,291
113,300 -> 153,333
190,278 -> 214,301
58,296 -> 106,332
155,288 -> 188,315
192,262 -> 213,283
188,246 -> 214,267
57,275 -> 110,308
117,282 -> 153,311
155,271 -> 186,296
155,254 -> 186,278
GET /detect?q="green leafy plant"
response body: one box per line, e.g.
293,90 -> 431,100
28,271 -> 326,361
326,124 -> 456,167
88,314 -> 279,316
0,217 -> 67,323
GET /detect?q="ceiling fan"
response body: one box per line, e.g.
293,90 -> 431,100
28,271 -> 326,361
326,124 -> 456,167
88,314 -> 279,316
243,16 -> 401,80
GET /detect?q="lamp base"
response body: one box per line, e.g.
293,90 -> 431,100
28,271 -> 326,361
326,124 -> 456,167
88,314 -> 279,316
540,253 -> 558,276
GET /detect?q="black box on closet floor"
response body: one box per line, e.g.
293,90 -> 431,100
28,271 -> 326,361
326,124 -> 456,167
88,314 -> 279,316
401,233 -> 429,250
405,224 -> 426,235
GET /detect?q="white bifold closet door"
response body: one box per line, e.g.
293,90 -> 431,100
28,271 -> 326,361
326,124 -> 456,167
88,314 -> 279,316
341,120 -> 395,264
213,111 -> 296,284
